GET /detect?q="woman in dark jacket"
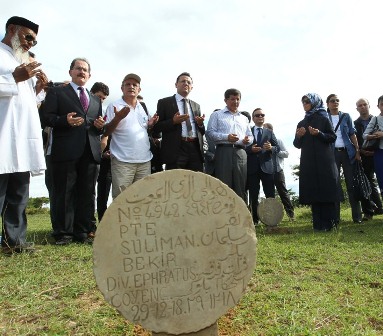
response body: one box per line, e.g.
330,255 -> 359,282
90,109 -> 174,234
293,93 -> 340,231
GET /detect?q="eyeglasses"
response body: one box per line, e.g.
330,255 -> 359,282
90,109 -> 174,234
73,66 -> 89,73
302,100 -> 311,105
329,99 -> 340,103
253,114 -> 265,118
24,34 -> 37,46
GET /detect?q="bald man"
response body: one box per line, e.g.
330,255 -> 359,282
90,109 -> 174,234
354,98 -> 383,219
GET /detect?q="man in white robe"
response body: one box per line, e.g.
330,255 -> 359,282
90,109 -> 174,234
0,16 -> 46,254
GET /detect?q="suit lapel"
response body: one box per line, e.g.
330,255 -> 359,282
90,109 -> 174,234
66,85 -> 84,114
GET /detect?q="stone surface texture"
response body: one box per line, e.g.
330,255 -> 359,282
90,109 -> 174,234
257,197 -> 284,227
93,170 -> 257,335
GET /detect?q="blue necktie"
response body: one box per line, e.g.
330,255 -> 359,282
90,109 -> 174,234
257,127 -> 262,145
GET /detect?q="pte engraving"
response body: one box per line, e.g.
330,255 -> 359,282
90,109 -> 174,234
93,170 -> 257,335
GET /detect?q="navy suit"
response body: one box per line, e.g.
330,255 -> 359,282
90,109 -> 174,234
153,95 -> 205,171
246,126 -> 279,223
42,84 -> 103,241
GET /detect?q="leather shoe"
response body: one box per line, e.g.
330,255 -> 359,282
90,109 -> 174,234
55,236 -> 72,246
74,235 -> 94,245
353,219 -> 362,224
362,215 -> 373,221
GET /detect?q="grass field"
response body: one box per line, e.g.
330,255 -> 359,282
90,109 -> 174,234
1,206 -> 382,335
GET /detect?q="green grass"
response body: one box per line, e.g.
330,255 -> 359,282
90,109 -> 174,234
1,208 -> 382,335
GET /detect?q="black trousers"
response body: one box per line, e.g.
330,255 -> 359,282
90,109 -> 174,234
97,158 -> 112,221
45,155 -> 59,228
52,145 -> 99,240
166,141 -> 203,172
248,164 -> 275,223
312,202 -> 338,231
360,155 -> 382,214
274,169 -> 295,218
0,172 -> 30,247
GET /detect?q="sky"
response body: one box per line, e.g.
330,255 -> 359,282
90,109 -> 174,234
3,0 -> 383,197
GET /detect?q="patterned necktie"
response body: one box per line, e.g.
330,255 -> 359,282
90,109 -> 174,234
257,127 -> 263,145
183,98 -> 192,136
78,87 -> 89,111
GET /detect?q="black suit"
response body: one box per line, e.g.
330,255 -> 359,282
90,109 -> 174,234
42,84 -> 103,241
246,126 -> 279,223
153,95 -> 205,171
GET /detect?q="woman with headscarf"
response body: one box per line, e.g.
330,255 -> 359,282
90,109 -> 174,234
293,93 -> 340,231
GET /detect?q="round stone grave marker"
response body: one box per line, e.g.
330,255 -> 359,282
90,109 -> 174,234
93,170 -> 257,335
257,197 -> 284,227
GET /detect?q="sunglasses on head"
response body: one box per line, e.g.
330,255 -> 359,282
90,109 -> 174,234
24,34 -> 37,46
329,99 -> 339,103
253,114 -> 265,118
302,100 -> 311,105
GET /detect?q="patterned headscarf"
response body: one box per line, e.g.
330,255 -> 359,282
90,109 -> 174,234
303,93 -> 328,119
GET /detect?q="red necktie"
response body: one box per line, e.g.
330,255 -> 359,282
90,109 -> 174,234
78,87 -> 89,111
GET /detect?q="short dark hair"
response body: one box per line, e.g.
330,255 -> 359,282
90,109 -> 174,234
176,72 -> 192,83
224,88 -> 241,99
252,108 -> 262,116
240,111 -> 251,123
326,94 -> 337,104
378,95 -> 383,105
90,82 -> 109,96
70,57 -> 91,73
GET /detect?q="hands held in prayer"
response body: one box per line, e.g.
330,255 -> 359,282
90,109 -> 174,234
173,111 -> 189,125
368,130 -> 383,139
94,116 -> 105,130
308,126 -> 320,136
242,135 -> 251,146
263,141 -> 272,151
296,126 -> 306,138
114,106 -> 130,121
67,112 -> 84,127
35,69 -> 49,95
228,133 -> 239,143
195,114 -> 205,127
148,113 -> 159,128
12,61 -> 42,83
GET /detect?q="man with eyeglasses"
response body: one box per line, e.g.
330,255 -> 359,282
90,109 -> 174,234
246,109 -> 279,225
326,94 -> 362,224
0,16 -> 46,254
153,72 -> 205,172
42,58 -> 105,245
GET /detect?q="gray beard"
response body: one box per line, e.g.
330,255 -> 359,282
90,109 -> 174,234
10,34 -> 30,64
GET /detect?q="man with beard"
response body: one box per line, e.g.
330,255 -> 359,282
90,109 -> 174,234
0,16 -> 46,254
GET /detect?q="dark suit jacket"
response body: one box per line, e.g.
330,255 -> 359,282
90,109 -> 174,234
42,84 -> 103,163
246,126 -> 279,175
153,95 -> 205,165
